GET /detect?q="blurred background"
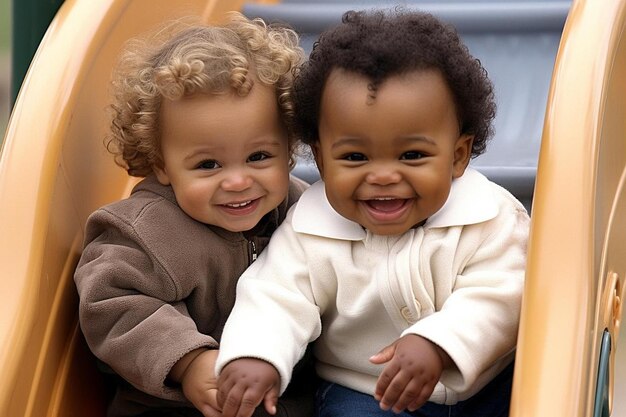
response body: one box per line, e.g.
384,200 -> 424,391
0,0 -> 9,138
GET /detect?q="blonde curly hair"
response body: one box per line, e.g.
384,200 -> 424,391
106,12 -> 304,177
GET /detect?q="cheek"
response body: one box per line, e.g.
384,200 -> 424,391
187,177 -> 211,191
425,180 -> 453,208
325,166 -> 357,187
177,181 -> 214,205
265,166 -> 291,198
325,187 -> 355,220
171,188 -> 207,222
324,171 -> 361,207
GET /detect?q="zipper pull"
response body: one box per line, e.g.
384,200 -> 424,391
248,240 -> 257,263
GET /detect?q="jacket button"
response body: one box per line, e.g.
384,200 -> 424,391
400,306 -> 412,322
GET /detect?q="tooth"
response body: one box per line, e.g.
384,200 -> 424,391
228,200 -> 251,208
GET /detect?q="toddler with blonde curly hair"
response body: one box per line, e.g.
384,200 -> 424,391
74,12 -> 314,417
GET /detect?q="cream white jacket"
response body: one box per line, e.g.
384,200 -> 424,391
217,168 -> 530,405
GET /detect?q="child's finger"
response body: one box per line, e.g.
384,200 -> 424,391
217,384 -> 245,417
369,343 -> 396,364
191,389 -> 222,417
198,403 -> 223,417
373,361 -> 400,402
407,396 -> 425,413
206,389 -> 221,411
216,377 -> 229,409
378,371 -> 410,412
390,379 -> 426,414
237,389 -> 265,417
263,387 -> 279,415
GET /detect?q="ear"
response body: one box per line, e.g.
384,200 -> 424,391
153,164 -> 171,186
452,134 -> 473,178
311,143 -> 325,179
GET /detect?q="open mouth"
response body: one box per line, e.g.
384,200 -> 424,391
362,197 -> 411,221
224,200 -> 253,208
219,198 -> 261,215
365,197 -> 407,212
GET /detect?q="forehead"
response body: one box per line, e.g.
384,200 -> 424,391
161,80 -> 277,117
158,82 -> 285,149
319,68 -> 459,137
322,68 -> 453,105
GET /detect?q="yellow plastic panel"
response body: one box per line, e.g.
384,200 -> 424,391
0,1 -> 272,416
511,0 -> 626,416
3,0 -> 625,416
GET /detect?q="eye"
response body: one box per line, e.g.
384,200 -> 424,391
248,151 -> 271,162
197,159 -> 220,170
401,151 -> 426,160
342,153 -> 367,161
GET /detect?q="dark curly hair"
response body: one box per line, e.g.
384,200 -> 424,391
292,9 -> 496,157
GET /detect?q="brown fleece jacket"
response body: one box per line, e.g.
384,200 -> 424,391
74,174 -> 313,417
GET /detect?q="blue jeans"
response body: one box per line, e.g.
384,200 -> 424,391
315,362 -> 514,417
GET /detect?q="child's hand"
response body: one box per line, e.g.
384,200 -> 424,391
369,334 -> 446,413
179,349 -> 222,417
217,358 -> 280,417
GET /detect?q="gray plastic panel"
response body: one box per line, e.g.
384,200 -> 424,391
244,2 -> 569,33
243,1 -> 571,212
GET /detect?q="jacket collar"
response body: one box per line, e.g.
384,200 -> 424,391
293,168 -> 499,240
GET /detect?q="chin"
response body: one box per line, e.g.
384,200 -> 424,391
223,224 -> 255,233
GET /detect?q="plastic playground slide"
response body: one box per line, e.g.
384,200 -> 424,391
0,0 -> 624,416
511,1 -> 626,415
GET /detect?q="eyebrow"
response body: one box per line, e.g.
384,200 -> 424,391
249,138 -> 284,149
400,136 -> 438,146
183,149 -> 215,163
330,137 -> 364,150
183,138 -> 284,162
330,135 -> 437,150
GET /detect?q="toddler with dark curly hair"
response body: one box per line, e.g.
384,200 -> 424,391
216,9 -> 530,417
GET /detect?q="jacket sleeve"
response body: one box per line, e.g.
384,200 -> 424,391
404,202 -> 530,392
74,207 -> 217,401
215,212 -> 322,394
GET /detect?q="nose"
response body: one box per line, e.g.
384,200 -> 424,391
365,165 -> 402,185
220,169 -> 253,192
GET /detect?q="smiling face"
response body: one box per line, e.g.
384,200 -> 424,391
154,83 -> 291,232
314,69 -> 473,235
